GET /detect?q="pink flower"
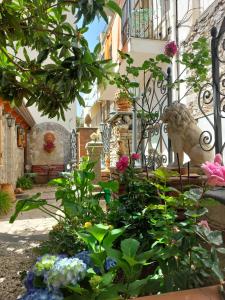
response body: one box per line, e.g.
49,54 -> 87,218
131,153 -> 140,160
116,156 -> 129,173
214,153 -> 222,165
164,41 -> 178,57
201,154 -> 225,186
198,220 -> 210,230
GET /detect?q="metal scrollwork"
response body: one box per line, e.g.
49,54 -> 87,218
138,68 -> 172,169
101,123 -> 112,155
70,129 -> 77,165
199,130 -> 214,152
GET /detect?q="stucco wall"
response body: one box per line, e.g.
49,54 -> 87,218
28,122 -> 71,167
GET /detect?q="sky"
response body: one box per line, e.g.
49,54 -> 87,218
76,18 -> 106,117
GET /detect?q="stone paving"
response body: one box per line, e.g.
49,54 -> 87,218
0,185 -> 58,300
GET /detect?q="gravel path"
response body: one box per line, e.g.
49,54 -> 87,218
0,185 -> 58,300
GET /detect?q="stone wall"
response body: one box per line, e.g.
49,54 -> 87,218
183,0 -> 225,119
28,122 -> 70,167
0,109 -> 25,187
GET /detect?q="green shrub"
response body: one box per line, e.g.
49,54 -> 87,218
37,221 -> 85,256
16,175 -> 33,189
0,191 -> 12,216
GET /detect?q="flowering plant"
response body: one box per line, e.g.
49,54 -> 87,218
164,41 -> 178,57
116,155 -> 129,173
201,153 -> 225,186
19,289 -> 63,300
47,257 -> 87,289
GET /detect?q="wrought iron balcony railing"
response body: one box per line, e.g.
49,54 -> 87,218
122,0 -> 170,45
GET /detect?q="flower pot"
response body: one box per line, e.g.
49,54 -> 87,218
116,99 -> 132,111
115,97 -> 132,112
134,285 -> 222,300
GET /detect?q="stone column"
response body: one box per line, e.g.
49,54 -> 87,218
85,141 -> 103,183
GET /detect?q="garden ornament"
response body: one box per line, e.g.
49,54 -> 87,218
161,102 -> 214,166
43,132 -> 55,153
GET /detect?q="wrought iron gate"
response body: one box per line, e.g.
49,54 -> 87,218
138,68 -> 172,170
197,18 -> 225,158
70,129 -> 77,166
139,17 -> 225,169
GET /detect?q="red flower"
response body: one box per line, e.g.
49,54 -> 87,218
164,41 -> 178,57
116,156 -> 129,173
131,153 -> 140,160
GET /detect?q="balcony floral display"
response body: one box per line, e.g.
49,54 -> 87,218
10,154 -> 225,300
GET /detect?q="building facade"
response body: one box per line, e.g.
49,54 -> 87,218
83,0 -> 223,167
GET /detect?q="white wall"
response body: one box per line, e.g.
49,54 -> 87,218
29,104 -> 76,132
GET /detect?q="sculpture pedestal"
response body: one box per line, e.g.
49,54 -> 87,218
85,142 -> 103,183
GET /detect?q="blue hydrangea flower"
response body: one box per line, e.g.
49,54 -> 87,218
33,255 -> 58,277
18,289 -> 63,300
74,251 -> 93,268
24,271 -> 35,292
75,251 -> 117,273
105,257 -> 117,271
47,257 -> 87,289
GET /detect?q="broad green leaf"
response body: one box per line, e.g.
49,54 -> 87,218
207,231 -> 223,246
10,193 -> 46,223
87,224 -> 109,243
106,1 -> 122,17
121,238 -> 140,258
185,207 -> 208,218
103,228 -> 125,249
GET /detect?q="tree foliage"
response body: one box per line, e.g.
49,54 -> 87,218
0,0 -> 121,119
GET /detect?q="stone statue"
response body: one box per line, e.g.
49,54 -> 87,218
161,102 -> 214,166
90,131 -> 101,143
84,114 -> 92,127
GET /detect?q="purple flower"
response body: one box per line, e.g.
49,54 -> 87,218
24,271 -> 35,292
19,289 -> 63,300
164,41 -> 178,57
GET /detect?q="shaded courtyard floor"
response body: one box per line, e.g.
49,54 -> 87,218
0,185 -> 58,300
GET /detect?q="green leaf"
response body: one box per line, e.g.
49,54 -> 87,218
37,49 -> 49,64
9,193 -> 46,223
207,231 -> 223,246
103,228 -> 125,249
121,238 -> 140,258
216,247 -> 225,254
87,224 -> 109,243
98,180 -> 119,192
106,1 -> 122,17
90,251 -> 107,269
185,207 -> 208,218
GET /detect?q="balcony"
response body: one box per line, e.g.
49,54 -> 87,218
122,0 -> 170,45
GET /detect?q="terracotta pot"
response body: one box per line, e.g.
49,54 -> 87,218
134,285 -> 222,300
1,183 -> 16,202
115,97 -> 132,112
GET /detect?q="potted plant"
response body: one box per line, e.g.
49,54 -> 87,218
115,90 -> 132,112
